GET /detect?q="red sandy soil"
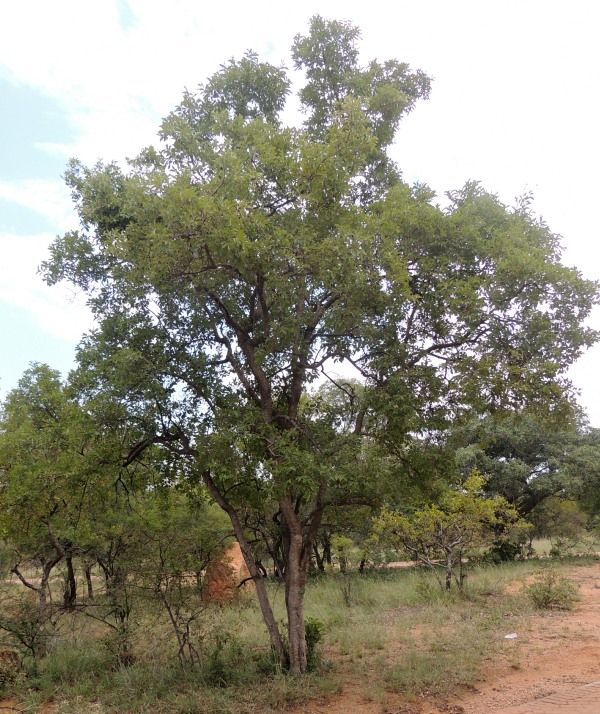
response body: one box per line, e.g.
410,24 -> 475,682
288,561 -> 600,714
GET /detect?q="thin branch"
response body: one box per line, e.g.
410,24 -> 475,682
10,567 -> 40,593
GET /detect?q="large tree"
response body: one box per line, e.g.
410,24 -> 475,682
453,413 -> 600,517
42,17 -> 598,672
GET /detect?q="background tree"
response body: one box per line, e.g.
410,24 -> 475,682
72,487 -> 230,668
42,16 -> 598,673
0,366 -> 94,630
369,471 -> 530,590
0,363 -> 232,666
0,364 -> 152,657
132,492 -> 231,668
453,412 -> 600,517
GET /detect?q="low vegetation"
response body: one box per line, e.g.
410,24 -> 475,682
0,555 -> 586,713
525,570 -> 580,610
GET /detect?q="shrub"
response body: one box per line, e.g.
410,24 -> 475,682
304,618 -> 324,671
526,571 -> 579,610
0,596 -> 53,661
0,651 -> 23,692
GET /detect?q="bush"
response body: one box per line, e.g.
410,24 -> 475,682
526,571 -> 579,610
414,576 -> 448,603
486,539 -> 529,563
0,651 -> 23,692
304,618 -> 324,671
0,596 -> 53,660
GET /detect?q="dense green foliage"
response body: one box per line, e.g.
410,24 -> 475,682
0,365 -> 231,663
454,413 -> 600,516
0,15 -> 596,673
369,471 -> 531,589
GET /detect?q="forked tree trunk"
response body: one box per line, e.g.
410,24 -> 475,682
279,490 -> 326,674
204,468 -> 326,674
202,471 -> 288,668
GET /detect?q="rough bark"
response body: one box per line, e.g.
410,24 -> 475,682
279,487 -> 326,674
202,470 -> 288,668
284,533 -> 308,673
84,564 -> 94,600
63,555 -> 77,608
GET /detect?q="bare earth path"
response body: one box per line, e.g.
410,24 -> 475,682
495,680 -> 600,713
289,560 -> 600,714
453,561 -> 600,713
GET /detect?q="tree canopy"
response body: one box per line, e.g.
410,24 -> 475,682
369,471 -> 529,590
453,413 -> 600,516
40,16 -> 598,672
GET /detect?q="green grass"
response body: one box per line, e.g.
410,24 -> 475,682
2,557 -> 583,713
530,536 -> 600,557
385,636 -> 483,698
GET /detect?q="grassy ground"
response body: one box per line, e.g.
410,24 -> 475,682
530,535 -> 600,557
0,558 -> 586,713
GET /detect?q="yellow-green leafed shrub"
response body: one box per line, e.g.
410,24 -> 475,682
526,571 -> 579,610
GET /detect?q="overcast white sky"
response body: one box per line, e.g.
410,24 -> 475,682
1,0 -> 599,423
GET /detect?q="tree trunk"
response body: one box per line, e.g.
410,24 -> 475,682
313,543 -> 325,572
63,555 -> 77,608
458,551 -> 466,591
323,533 -> 332,566
445,551 -> 452,591
38,570 -> 51,619
84,564 -> 94,600
284,522 -> 308,674
279,489 -> 326,674
202,470 -> 288,668
39,552 -> 62,618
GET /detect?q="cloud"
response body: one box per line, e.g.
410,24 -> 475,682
0,180 -> 76,232
0,232 -> 93,342
0,0 -> 291,166
0,0 -> 599,421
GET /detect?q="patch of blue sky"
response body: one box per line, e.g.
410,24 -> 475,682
0,303 -> 77,398
263,41 -> 277,58
0,78 -> 77,181
116,0 -> 138,33
0,198 -> 56,233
